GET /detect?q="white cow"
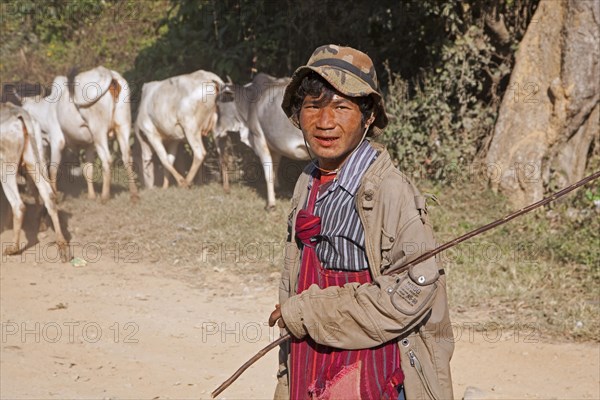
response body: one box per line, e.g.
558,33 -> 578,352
135,70 -> 223,189
19,66 -> 138,203
0,103 -> 68,261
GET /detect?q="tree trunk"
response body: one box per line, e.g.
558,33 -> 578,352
486,0 -> 599,207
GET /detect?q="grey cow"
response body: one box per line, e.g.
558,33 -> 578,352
215,73 -> 310,210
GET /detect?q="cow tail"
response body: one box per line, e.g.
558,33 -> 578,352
67,67 -> 79,100
17,116 -> 29,168
109,79 -> 122,103
207,112 -> 218,136
19,114 -> 43,168
200,80 -> 221,136
213,79 -> 221,97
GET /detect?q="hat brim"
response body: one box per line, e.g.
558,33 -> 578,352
281,65 -> 388,133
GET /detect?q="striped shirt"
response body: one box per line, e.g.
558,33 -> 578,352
305,140 -> 377,271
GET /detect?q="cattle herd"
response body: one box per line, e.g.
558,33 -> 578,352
0,66 -> 311,261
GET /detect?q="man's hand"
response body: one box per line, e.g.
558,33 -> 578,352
268,304 -> 286,328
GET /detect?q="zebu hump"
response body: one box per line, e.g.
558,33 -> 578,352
71,66 -> 114,107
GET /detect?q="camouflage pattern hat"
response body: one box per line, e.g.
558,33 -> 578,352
281,44 -> 388,133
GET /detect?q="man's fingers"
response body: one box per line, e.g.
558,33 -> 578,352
268,307 -> 282,327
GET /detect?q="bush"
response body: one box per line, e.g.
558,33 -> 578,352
382,25 -> 499,184
380,1 -> 538,184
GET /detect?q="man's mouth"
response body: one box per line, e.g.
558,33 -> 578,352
314,136 -> 339,145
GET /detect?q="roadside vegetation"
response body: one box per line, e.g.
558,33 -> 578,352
59,163 -> 598,342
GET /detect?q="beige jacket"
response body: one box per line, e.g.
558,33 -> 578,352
276,143 -> 454,400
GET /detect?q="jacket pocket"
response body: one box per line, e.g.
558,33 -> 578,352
390,273 -> 437,317
380,227 -> 396,272
408,349 -> 440,400
399,336 -> 442,400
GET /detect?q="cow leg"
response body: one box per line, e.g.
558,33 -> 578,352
1,173 -> 25,256
22,140 -> 69,261
261,156 -> 276,211
136,126 -> 155,189
145,134 -> 187,188
94,139 -> 113,203
216,135 -> 230,193
48,136 -> 65,200
24,174 -> 48,233
163,141 -> 179,189
249,135 -> 276,210
271,152 -> 282,189
114,125 -> 139,203
247,119 -> 276,210
82,147 -> 97,200
184,134 -> 206,186
37,206 -> 49,233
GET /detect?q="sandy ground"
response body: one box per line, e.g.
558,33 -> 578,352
1,233 -> 599,400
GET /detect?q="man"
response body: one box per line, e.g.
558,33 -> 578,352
269,45 -> 454,400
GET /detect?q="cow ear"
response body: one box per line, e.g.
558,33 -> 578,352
219,85 -> 235,103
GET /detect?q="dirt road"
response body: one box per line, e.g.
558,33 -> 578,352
1,233 -> 599,399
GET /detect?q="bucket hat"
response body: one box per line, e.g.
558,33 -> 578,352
281,44 -> 388,134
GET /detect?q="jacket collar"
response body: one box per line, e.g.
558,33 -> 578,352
308,140 -> 377,196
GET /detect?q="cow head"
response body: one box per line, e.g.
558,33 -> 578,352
217,75 -> 236,104
214,78 -> 252,145
2,82 -> 47,105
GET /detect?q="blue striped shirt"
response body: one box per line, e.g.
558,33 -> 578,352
305,140 -> 377,271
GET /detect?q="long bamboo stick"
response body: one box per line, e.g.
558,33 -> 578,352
211,334 -> 290,398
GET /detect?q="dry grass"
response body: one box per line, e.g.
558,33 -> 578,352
424,179 -> 599,342
50,169 -> 600,342
65,182 -> 288,271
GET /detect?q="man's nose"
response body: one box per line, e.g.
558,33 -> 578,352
316,107 -> 335,129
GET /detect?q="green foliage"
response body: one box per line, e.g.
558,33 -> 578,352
2,0 -> 539,156
383,28 -> 496,182
5,0 -> 103,43
381,1 -> 536,183
131,1 -> 487,85
125,0 -> 540,186
0,0 -> 170,83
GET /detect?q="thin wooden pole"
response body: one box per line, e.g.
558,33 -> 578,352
211,334 -> 290,398
388,169 -> 600,274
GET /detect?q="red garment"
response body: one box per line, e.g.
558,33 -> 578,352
290,173 -> 404,400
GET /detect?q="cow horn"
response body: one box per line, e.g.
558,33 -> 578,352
10,86 -> 22,102
67,67 -> 79,99
226,75 -> 233,85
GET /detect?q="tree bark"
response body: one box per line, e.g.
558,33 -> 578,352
486,0 -> 599,207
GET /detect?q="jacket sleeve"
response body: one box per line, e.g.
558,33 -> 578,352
280,176 -> 441,349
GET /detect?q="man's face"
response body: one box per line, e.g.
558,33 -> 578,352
299,92 -> 367,171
